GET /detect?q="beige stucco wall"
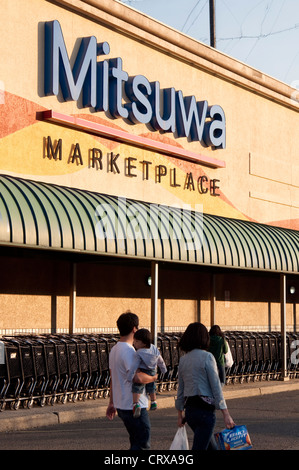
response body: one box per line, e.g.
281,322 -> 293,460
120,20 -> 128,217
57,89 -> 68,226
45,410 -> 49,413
1,0 -> 298,227
0,254 -> 297,334
0,0 -> 298,334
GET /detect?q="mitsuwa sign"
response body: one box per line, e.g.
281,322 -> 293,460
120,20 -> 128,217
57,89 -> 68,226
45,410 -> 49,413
44,20 -> 226,149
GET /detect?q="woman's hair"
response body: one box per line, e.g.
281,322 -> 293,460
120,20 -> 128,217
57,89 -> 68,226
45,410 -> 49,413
134,328 -> 152,348
116,311 -> 139,336
179,322 -> 210,352
209,324 -> 224,338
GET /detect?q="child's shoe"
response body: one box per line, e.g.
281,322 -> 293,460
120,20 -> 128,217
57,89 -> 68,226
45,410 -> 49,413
150,401 -> 157,411
133,402 -> 141,418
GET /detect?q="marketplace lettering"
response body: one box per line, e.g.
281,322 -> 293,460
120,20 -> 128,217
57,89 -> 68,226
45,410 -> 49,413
45,136 -> 220,196
44,20 -> 226,149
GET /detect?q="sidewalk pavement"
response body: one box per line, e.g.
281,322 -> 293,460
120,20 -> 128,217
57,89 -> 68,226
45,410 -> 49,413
0,379 -> 299,433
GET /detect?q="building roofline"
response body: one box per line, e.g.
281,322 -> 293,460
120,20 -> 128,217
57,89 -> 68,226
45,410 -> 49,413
52,0 -> 299,112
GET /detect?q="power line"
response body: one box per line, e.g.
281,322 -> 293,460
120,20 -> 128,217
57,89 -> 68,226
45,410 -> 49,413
283,49 -> 299,82
183,0 -> 209,35
221,0 -> 242,36
245,0 -> 274,60
217,22 -> 299,43
181,0 -> 202,32
267,0 -> 287,34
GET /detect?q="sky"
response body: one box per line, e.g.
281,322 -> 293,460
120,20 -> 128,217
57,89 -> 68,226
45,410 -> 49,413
118,0 -> 299,91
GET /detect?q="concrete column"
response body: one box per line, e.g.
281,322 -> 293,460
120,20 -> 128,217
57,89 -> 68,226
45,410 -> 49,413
210,274 -> 216,327
69,262 -> 76,334
280,273 -> 289,381
150,261 -> 159,346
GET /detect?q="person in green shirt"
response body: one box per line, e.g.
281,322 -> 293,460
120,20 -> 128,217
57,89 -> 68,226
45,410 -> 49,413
209,325 -> 228,386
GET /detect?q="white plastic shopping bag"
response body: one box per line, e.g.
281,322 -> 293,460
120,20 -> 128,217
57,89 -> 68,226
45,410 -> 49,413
170,426 -> 189,450
225,343 -> 234,368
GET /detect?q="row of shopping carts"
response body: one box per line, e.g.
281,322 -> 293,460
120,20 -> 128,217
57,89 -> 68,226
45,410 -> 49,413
0,331 -> 298,411
224,331 -> 299,384
0,333 -> 118,411
158,331 -> 299,391
158,331 -> 299,387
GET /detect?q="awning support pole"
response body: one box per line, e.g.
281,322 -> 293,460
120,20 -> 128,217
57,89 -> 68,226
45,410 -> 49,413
150,261 -> 159,347
280,273 -> 289,381
210,274 -> 216,327
69,262 -> 76,334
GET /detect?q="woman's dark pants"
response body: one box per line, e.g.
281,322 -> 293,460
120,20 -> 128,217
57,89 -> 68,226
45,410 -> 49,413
185,406 -> 217,450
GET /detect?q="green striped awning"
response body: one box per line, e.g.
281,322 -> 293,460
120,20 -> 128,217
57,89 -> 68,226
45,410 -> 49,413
0,175 -> 298,273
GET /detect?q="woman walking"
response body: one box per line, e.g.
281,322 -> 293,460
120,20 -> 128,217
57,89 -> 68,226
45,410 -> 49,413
175,322 -> 235,450
209,325 -> 229,386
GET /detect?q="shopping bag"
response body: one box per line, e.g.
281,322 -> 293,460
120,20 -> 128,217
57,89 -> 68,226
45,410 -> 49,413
170,426 -> 189,450
214,425 -> 252,450
225,344 -> 234,368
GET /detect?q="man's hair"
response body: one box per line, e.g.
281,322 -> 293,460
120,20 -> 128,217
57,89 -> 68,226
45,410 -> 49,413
116,311 -> 139,336
134,328 -> 152,348
179,322 -> 210,352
